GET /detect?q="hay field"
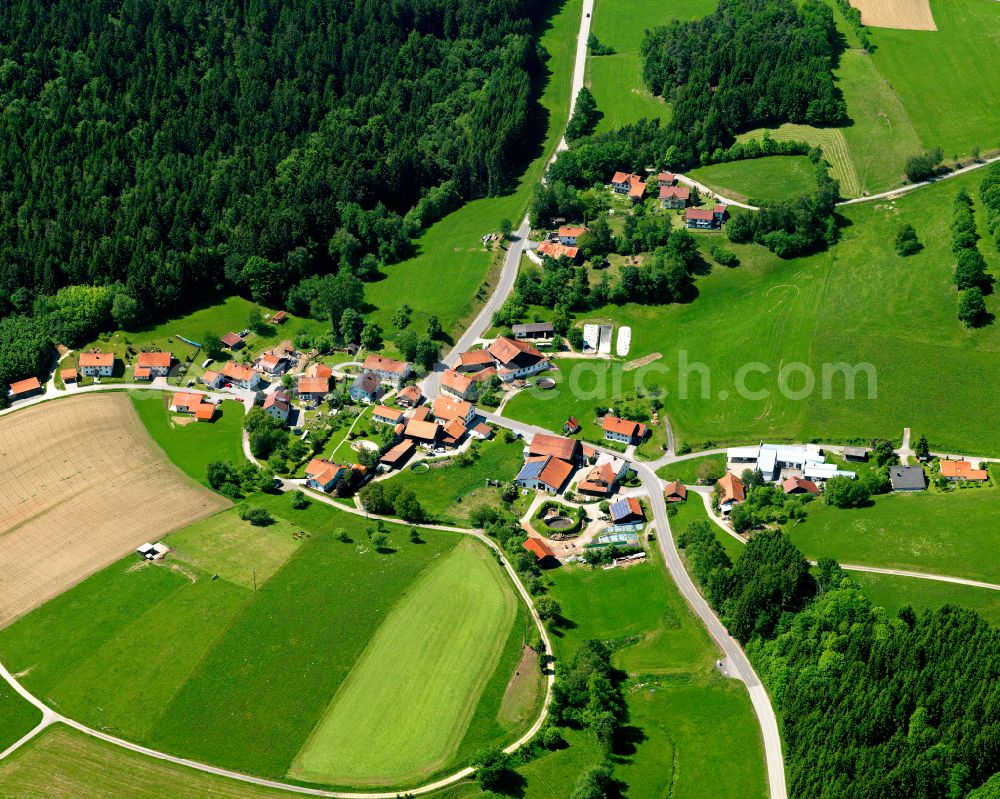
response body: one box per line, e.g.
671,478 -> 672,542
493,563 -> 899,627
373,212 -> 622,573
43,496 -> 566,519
850,0 -> 936,30
0,394 -> 228,627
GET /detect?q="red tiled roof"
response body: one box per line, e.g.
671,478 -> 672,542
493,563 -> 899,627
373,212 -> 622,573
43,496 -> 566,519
782,476 -> 820,495
558,225 -> 586,238
372,404 -> 404,423
60,369 -> 77,381
939,460 -> 989,480
627,181 -> 646,198
578,480 -> 612,495
80,351 -> 114,367
537,456 -> 574,491
458,349 -> 494,368
397,384 -> 423,404
442,418 -> 468,441
488,336 -> 544,366
305,458 -> 343,486
405,419 -> 439,441
717,472 -> 745,503
363,355 -> 409,375
602,416 -> 646,438
306,362 -> 333,379
136,351 -> 172,368
432,395 -> 472,423
658,185 -> 690,200
664,480 -> 687,500
657,172 -> 675,183
271,310 -> 287,322
410,406 -> 430,422
523,537 -> 555,560
9,377 -> 41,395
537,241 -> 579,260
133,366 -> 152,379
221,362 -> 258,383
194,403 -> 216,421
380,439 -> 416,465
686,208 -> 715,221
298,375 -> 329,394
441,369 -> 474,395
713,203 -> 727,214
528,433 -> 578,463
221,333 -> 242,347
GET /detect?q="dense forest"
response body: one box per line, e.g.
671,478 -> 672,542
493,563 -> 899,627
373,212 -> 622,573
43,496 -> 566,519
641,0 -> 846,162
0,0 -> 545,386
677,523 -> 999,799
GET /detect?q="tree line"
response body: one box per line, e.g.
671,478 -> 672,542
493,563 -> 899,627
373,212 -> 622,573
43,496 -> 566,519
677,522 -> 999,799
951,189 -> 992,327
0,0 -> 548,389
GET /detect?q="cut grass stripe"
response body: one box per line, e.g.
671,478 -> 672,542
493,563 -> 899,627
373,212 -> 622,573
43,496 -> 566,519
290,539 -> 517,787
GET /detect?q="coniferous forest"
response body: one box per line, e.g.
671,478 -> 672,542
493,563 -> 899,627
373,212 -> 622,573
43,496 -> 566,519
0,0 -> 543,385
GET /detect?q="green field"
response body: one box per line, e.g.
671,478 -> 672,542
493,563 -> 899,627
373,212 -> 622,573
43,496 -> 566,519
867,0 -> 1000,160
657,453 -> 726,486
787,487 -> 1000,583
0,681 -> 41,753
585,0 -> 716,133
130,393 -> 245,485
366,0 -> 584,341
670,493 -> 747,562
505,170 -> 1000,454
386,435 -> 527,524
736,124 -> 862,197
688,156 -> 819,204
0,493 -> 535,787
291,540 -> 517,785
850,572 -> 1000,626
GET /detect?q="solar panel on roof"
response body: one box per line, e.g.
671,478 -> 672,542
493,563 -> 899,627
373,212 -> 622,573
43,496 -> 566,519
517,459 -> 547,481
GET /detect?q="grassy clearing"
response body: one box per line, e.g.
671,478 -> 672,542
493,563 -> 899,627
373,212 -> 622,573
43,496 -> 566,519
509,170 -> 1000,454
670,495 -> 746,563
130,393 -> 244,485
387,435 -> 526,525
656,454 -> 726,487
291,540 -> 518,786
867,0 -> 1000,159
0,682 -> 41,752
737,124 -> 861,197
366,0 -> 583,341
688,156 -> 819,204
585,0 -> 715,133
787,487 -> 1000,583
849,572 -> 1000,626
0,726 -> 301,799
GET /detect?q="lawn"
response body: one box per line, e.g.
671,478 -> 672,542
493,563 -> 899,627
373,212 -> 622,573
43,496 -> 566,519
688,156 -> 819,204
787,487 -> 1000,583
507,170 -> 1000,454
290,540 -> 518,786
130,392 -> 245,485
851,572 -> 1000,626
0,492 -> 533,786
366,0 -> 584,342
670,494 -> 746,563
657,453 -> 726,487
867,0 -> 1000,160
387,434 -> 526,525
585,0 -> 716,133
0,681 -> 41,753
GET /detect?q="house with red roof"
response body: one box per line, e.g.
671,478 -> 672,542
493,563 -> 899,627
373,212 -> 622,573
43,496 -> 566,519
717,472 -> 745,514
362,355 -> 411,386
263,390 -> 291,424
610,496 -> 645,524
169,391 -> 216,421
431,395 -> 475,426
60,368 -> 78,385
685,208 -> 717,230
536,241 -> 580,261
256,352 -> 289,376
558,225 -> 586,246
8,377 -> 42,399
379,439 -> 416,471
133,351 -> 172,381
602,415 -> 647,445
657,172 -> 676,186
440,369 -> 477,401
299,374 -> 331,404
610,172 -> 646,201
79,351 -> 115,377
527,432 -> 580,465
515,455 -> 574,494
522,537 -> 557,564
305,458 -> 346,493
372,405 -> 406,427
457,349 -> 495,372
221,361 -> 262,390
939,459 -> 989,482
664,481 -> 687,502
488,336 -> 549,382
221,332 -> 243,350
271,310 -> 287,324
396,384 -> 423,407
659,184 -> 691,209
562,417 -> 581,435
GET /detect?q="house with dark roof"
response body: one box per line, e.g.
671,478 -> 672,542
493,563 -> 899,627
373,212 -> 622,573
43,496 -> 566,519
349,371 -> 383,405
512,322 -> 555,341
221,332 -> 243,350
843,447 -> 869,462
515,455 -> 574,494
609,497 -> 644,524
890,466 -> 926,492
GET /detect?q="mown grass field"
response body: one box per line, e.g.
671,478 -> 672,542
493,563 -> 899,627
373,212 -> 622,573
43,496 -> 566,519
850,572 -> 1000,626
0,681 -> 41,753
585,0 -> 716,133
545,543 -> 768,799
506,170 -> 1000,454
736,124 -> 862,197
867,0 -> 1000,160
366,0 -> 584,341
386,434 -> 526,525
657,453 -> 726,487
0,493 -> 534,787
787,486 -> 1000,583
130,393 -> 245,485
688,156 -> 819,204
291,540 -> 517,786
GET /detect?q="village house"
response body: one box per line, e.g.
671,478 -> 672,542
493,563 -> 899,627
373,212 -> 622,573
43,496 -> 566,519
362,355 -> 411,387
536,241 -> 580,261
515,455 -> 574,494
60,369 -> 78,385
526,432 -> 581,466
562,417 -> 581,435
348,372 -> 382,405
8,377 -> 42,400
410,406 -> 431,422
221,361 -> 263,390
396,384 -> 423,407
685,208 -> 717,230
577,454 -> 629,497
657,172 -> 676,187
782,476 -> 820,496
558,225 -> 586,246
441,418 -> 469,448
659,184 -> 690,209
79,351 -> 115,377
305,458 -> 346,493
271,310 -> 287,324
440,368 -> 478,401
843,447 -> 870,462
522,537 -> 557,565
169,391 -> 215,421
201,369 -> 223,389
431,395 -> 476,426
664,481 -> 687,502
488,336 -> 549,382
305,362 -> 333,379
457,349 -> 495,373
610,171 -> 646,201
379,439 -> 416,471
469,421 -> 494,440
512,322 -> 555,341
133,351 -> 172,380
717,472 -> 745,514
939,459 -> 989,482
372,405 -> 406,427
221,332 -> 243,350
296,375 -> 330,405
610,497 -> 645,524
713,204 -> 727,223
263,390 -> 291,423
602,415 -> 647,445
404,418 -> 439,448
256,352 -> 288,376
890,465 -> 926,492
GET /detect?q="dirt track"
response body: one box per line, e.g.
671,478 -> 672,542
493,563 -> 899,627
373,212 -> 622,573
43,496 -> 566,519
0,394 -> 228,627
850,0 -> 936,30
